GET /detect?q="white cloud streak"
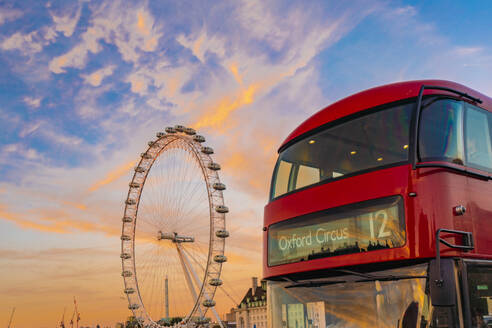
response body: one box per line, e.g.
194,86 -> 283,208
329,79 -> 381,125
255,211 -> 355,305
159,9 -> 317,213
0,7 -> 22,25
49,1 -> 163,74
23,96 -> 42,108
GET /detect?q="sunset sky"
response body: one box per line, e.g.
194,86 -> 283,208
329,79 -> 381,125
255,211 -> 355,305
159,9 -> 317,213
1,0 -> 492,327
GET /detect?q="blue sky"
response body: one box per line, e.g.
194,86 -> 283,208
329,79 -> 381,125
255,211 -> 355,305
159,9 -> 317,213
0,0 -> 491,327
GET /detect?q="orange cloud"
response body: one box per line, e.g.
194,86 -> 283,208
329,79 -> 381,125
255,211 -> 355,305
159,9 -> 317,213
0,202 -> 121,237
144,36 -> 158,51
192,33 -> 205,60
62,201 -> 87,211
223,152 -> 248,171
192,83 -> 260,130
136,11 -> 150,36
165,77 -> 180,98
220,133 -> 278,198
0,204 -> 70,234
229,63 -> 242,85
89,159 -> 137,192
192,61 -> 306,132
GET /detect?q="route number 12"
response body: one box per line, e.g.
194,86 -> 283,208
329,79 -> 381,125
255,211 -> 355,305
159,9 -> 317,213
369,210 -> 391,239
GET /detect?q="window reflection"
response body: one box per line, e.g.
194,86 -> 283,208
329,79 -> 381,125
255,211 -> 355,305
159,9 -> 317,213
268,265 -> 430,328
465,105 -> 492,172
467,265 -> 492,328
419,98 -> 464,164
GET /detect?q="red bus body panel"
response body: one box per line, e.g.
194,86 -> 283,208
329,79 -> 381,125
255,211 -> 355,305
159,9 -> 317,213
264,80 -> 492,279
279,80 -> 492,151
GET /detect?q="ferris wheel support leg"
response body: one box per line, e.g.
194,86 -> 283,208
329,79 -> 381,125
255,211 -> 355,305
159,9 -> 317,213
180,246 -> 225,328
176,244 -> 204,319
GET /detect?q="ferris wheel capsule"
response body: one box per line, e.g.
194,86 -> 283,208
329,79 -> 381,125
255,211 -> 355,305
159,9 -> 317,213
184,127 -> 196,135
148,141 -> 155,146
120,253 -> 131,259
213,254 -> 227,263
208,162 -> 221,171
213,182 -> 226,190
125,199 -> 136,205
174,125 -> 186,132
140,152 -> 153,159
202,299 -> 216,307
121,235 -> 131,241
156,132 -> 166,138
128,304 -> 140,310
196,317 -> 210,324
124,287 -> 135,294
201,146 -> 214,154
122,270 -> 132,277
129,182 -> 140,188
193,135 -> 206,143
215,230 -> 229,238
209,278 -> 223,286
215,205 -> 229,213
122,216 -> 133,223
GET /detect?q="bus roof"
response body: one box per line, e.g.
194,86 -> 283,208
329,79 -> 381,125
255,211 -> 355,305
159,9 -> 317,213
279,80 -> 492,152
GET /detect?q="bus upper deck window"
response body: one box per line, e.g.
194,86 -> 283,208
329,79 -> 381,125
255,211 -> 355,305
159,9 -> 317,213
419,99 -> 464,164
270,102 -> 413,200
273,160 -> 292,198
295,164 -> 320,189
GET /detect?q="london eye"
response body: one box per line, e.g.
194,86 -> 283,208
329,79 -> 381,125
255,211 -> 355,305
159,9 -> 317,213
120,125 -> 229,327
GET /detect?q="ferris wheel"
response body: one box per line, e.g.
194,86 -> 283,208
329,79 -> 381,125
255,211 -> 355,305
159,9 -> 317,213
120,125 -> 229,327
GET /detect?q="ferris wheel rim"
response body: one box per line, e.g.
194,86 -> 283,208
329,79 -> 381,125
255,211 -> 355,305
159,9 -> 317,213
120,130 -> 227,327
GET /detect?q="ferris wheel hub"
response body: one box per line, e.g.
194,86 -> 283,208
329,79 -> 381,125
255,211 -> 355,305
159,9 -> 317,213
157,231 -> 194,243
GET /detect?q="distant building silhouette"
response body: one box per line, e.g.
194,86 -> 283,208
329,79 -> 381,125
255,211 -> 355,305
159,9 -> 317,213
235,277 -> 267,328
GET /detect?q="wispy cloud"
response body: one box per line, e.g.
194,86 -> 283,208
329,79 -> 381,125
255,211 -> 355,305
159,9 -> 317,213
0,7 -> 23,25
453,46 -> 483,56
176,29 -> 226,63
82,65 -> 115,87
51,4 -> 82,37
19,120 -> 43,137
49,2 -> 162,74
88,159 -> 137,192
40,127 -> 83,146
0,31 -> 44,54
192,82 -> 260,130
23,96 -> 42,108
0,202 -> 120,236
1,143 -> 43,161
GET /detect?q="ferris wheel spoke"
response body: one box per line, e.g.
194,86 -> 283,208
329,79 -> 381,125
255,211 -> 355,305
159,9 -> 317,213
175,178 -> 203,219
181,245 -> 207,276
172,161 -> 201,222
176,196 -> 209,228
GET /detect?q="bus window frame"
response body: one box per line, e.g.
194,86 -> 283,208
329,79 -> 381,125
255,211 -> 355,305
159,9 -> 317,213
413,85 -> 492,181
463,103 -> 492,173
417,96 -> 465,164
414,96 -> 492,181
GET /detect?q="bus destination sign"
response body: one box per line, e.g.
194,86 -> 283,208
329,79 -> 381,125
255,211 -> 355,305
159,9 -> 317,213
268,196 -> 405,266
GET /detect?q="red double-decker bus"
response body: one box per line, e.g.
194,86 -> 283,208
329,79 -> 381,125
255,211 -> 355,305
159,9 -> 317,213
263,80 -> 492,328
